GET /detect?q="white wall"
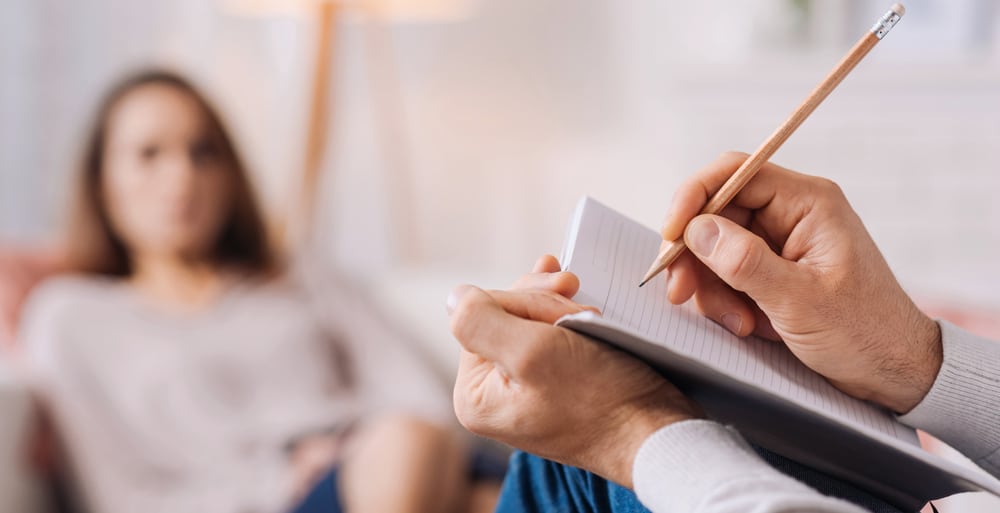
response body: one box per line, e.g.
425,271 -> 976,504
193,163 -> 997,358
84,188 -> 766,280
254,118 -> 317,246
329,0 -> 1000,307
3,0 -> 998,306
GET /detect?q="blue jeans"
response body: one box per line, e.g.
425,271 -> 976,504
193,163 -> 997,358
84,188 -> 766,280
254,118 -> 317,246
289,467 -> 342,513
496,450 -> 913,513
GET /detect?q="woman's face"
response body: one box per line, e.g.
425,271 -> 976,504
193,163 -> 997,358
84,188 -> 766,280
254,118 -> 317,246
101,84 -> 234,263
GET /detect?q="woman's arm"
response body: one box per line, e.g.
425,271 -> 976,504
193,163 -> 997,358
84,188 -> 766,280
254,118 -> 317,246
293,253 -> 454,425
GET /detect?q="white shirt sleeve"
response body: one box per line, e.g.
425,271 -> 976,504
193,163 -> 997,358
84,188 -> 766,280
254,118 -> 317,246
632,320 -> 1000,512
632,419 -> 868,513
898,321 -> 1000,477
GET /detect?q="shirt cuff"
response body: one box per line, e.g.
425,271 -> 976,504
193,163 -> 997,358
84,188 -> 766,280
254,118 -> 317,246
632,419 -> 811,513
898,321 -> 1000,472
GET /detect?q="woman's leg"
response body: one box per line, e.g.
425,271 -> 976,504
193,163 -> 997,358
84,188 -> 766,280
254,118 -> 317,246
339,414 -> 490,513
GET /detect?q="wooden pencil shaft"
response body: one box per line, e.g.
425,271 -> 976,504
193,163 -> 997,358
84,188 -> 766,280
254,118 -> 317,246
702,33 -> 878,217
640,26 -> 888,286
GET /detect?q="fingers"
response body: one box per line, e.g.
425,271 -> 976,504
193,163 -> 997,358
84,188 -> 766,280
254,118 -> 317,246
691,278 -> 757,337
511,271 -> 580,298
660,151 -> 816,242
666,204 -> 750,306
750,307 -> 781,341
684,214 -> 803,306
448,285 -> 596,365
448,286 -> 549,367
489,288 -> 599,322
532,254 -> 562,273
662,151 -> 749,241
669,251 -> 758,337
665,252 -> 699,305
510,255 -> 580,298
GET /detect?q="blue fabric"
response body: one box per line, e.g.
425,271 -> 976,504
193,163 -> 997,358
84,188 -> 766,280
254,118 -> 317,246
288,467 -> 343,513
285,446 -> 507,513
497,449 -> 915,513
495,451 -> 650,513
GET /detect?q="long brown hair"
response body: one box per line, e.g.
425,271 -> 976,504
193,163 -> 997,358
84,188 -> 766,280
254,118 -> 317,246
66,70 -> 278,277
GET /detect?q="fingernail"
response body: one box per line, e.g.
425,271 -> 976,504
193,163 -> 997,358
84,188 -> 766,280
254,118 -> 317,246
721,313 -> 742,335
687,217 -> 719,257
446,286 -> 470,315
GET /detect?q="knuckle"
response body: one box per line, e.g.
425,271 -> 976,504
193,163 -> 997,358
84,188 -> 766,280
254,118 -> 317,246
512,273 -> 545,291
725,236 -> 764,287
528,288 -> 565,306
510,275 -> 530,290
810,177 -> 850,213
449,292 -> 489,342
675,176 -> 702,198
511,334 -> 547,376
813,177 -> 845,197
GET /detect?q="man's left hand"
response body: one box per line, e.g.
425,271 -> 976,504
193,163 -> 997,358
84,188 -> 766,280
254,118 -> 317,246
448,255 -> 703,488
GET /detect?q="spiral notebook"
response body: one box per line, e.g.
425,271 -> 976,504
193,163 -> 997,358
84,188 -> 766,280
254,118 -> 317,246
556,196 -> 1000,509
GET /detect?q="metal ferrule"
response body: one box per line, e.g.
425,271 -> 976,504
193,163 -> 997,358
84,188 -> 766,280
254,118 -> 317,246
871,9 -> 902,40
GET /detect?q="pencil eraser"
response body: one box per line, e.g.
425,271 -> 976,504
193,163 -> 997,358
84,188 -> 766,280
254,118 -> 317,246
891,3 -> 905,17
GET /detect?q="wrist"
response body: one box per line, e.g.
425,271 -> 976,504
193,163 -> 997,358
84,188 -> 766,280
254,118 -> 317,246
599,401 -> 703,489
875,313 -> 943,414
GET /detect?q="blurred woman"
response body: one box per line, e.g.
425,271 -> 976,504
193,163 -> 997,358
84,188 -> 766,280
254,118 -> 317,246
19,71 -> 496,513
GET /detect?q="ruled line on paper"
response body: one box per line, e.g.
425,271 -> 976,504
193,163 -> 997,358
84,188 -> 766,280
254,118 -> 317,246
564,198 -> 913,443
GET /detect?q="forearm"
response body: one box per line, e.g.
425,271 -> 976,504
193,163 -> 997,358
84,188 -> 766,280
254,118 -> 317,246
898,321 -> 1000,477
633,420 -> 867,513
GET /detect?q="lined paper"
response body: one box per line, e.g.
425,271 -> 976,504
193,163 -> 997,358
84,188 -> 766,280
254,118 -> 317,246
560,197 -> 918,445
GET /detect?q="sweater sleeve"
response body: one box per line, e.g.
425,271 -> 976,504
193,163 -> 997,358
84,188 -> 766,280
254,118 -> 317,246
632,420 -> 868,513
898,321 -> 1000,477
291,253 -> 455,427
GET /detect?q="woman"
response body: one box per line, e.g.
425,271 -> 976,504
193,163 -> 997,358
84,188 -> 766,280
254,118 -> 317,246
19,71 -> 496,513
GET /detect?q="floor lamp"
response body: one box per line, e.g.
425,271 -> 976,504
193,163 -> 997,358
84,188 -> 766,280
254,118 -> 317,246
226,0 -> 471,262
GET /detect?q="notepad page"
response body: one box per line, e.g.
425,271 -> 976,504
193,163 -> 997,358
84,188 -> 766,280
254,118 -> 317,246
560,197 -> 918,446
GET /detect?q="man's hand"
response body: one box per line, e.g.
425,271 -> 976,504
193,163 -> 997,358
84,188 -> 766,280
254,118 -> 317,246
448,256 -> 702,488
662,152 -> 942,413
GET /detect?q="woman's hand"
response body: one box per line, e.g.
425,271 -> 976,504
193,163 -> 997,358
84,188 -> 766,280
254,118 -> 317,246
662,152 -> 942,413
448,256 -> 702,488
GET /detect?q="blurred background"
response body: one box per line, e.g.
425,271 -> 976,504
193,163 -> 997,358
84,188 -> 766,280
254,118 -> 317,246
1,0 -> 999,511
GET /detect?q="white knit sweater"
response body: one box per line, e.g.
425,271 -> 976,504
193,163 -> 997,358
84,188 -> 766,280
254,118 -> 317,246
20,270 -> 451,513
633,321 -> 1000,513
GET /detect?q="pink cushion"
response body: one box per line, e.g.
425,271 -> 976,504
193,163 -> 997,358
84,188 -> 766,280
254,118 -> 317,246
920,302 -> 1000,341
0,246 -> 64,351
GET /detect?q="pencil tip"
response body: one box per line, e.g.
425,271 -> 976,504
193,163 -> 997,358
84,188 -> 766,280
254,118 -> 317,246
638,279 -> 648,288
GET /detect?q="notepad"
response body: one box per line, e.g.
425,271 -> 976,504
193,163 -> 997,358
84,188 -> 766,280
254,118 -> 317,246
556,196 -> 1000,509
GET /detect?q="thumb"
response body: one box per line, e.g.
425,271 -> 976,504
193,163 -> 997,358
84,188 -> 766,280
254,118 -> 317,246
683,214 -> 798,304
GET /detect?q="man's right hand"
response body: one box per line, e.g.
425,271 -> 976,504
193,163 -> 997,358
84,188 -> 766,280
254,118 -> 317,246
661,152 -> 942,414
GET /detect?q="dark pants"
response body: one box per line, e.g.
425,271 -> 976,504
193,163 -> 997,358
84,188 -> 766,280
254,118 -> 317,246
495,449 -> 913,513
289,467 -> 342,513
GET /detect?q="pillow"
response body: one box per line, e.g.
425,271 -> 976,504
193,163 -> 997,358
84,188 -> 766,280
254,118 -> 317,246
0,247 -> 64,352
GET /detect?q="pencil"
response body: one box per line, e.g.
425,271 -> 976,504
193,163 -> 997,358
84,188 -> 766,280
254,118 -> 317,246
639,3 -> 906,288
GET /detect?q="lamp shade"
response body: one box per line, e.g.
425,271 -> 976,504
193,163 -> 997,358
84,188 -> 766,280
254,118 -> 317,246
222,0 -> 473,22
